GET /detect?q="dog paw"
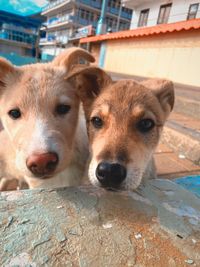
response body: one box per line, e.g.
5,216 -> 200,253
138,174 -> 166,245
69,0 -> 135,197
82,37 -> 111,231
0,177 -> 25,191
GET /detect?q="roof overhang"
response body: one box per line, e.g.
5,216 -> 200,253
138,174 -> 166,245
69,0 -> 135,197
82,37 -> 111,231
80,19 -> 200,44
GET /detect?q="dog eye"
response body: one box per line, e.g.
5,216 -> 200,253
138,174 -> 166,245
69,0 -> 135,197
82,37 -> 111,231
56,104 -> 71,115
91,116 -> 103,129
137,118 -> 155,133
8,109 -> 21,120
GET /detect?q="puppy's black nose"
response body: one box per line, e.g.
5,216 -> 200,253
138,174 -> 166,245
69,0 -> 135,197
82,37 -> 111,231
96,162 -> 126,188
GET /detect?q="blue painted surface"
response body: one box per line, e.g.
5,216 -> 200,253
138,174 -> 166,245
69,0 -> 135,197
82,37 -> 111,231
0,0 -> 47,16
41,53 -> 54,62
175,175 -> 200,197
99,42 -> 106,68
0,52 -> 50,66
0,52 -> 38,65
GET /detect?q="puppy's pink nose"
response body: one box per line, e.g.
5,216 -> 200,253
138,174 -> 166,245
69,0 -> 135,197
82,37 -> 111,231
26,152 -> 59,177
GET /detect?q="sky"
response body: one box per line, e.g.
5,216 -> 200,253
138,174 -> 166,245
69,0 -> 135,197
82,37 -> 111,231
0,0 -> 48,16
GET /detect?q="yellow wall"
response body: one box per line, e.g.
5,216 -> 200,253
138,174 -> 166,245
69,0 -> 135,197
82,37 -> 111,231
103,30 -> 200,87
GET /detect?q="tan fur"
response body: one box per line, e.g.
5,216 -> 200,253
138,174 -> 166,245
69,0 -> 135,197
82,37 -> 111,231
0,47 -> 94,190
66,67 -> 174,190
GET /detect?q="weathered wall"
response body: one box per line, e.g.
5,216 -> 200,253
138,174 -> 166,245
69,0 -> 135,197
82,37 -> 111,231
103,30 -> 200,86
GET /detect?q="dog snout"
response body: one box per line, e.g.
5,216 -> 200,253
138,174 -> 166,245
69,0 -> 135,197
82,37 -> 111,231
26,152 -> 59,177
96,162 -> 126,188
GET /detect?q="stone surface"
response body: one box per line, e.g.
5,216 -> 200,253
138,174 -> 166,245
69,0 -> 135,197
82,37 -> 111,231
1,180 -> 200,267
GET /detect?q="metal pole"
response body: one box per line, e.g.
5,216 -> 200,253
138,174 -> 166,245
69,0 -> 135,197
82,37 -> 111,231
96,0 -> 108,35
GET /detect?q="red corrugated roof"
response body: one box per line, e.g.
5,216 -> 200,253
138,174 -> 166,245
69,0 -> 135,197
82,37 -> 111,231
80,18 -> 200,43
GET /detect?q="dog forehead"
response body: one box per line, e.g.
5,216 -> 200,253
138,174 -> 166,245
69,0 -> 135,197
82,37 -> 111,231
93,79 -> 162,120
24,65 -> 65,87
20,66 -> 74,96
1,65 -> 76,109
97,80 -> 151,107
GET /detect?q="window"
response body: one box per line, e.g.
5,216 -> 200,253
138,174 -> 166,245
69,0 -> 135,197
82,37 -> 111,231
138,9 -> 149,27
187,3 -> 199,20
80,9 -> 85,19
90,13 -> 94,21
157,3 -> 172,24
85,10 -> 89,20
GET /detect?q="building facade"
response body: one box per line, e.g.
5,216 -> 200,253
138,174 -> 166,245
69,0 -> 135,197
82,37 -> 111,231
123,0 -> 200,29
40,0 -> 133,57
80,17 -> 200,86
0,10 -> 43,57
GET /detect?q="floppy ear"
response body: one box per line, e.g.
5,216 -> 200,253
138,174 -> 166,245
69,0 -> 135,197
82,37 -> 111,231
0,58 -> 15,88
52,47 -> 95,71
65,65 -> 112,116
141,78 -> 174,118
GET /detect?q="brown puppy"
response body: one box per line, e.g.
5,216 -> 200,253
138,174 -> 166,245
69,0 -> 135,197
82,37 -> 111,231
0,48 -> 94,190
66,66 -> 174,190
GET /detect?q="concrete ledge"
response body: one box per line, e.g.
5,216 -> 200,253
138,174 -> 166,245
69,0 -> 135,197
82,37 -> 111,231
1,180 -> 200,266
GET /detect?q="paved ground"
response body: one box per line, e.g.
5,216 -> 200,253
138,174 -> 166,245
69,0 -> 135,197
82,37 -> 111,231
155,143 -> 200,179
169,112 -> 200,133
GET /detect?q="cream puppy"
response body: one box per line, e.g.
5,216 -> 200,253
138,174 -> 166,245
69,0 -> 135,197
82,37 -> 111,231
0,48 -> 94,190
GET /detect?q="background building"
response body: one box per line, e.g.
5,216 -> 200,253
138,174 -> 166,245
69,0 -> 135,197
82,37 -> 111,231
40,0 -> 133,58
123,0 -> 200,29
0,10 -> 44,58
80,0 -> 200,87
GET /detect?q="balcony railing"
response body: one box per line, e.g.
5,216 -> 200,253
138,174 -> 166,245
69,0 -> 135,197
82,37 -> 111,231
1,23 -> 38,35
107,7 -> 132,19
47,14 -> 74,26
78,0 -> 102,9
40,35 -> 69,44
0,29 -> 37,45
42,0 -> 132,21
78,0 -> 132,20
74,14 -> 130,30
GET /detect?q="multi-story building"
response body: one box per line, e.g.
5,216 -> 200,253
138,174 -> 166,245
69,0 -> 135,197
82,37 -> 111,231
40,0 -> 133,57
0,10 -> 43,57
123,0 -> 200,29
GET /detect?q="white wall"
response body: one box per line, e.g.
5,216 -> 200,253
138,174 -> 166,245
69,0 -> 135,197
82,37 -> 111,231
41,43 -> 72,56
130,0 -> 200,29
41,46 -> 65,56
